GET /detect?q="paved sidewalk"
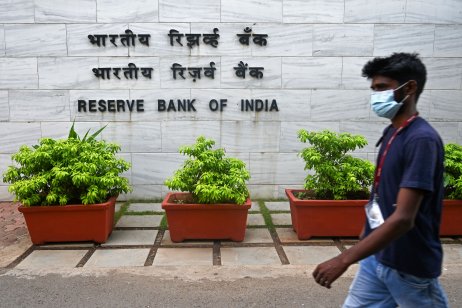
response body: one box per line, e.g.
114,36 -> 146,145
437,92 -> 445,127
2,200 -> 462,271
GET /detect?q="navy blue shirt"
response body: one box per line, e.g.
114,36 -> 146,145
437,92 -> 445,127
365,117 -> 444,278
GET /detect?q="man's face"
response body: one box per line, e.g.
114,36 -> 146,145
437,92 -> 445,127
370,75 -> 408,103
370,75 -> 399,92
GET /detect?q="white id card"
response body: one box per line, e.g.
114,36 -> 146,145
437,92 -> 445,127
365,195 -> 384,229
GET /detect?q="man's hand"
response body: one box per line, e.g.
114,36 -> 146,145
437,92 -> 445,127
312,188 -> 425,289
312,255 -> 350,289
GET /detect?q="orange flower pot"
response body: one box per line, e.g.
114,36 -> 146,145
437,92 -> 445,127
18,196 -> 117,245
440,199 -> 462,236
285,189 -> 367,240
162,192 -> 250,242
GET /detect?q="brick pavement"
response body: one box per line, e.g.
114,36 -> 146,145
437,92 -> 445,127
0,202 -> 28,246
0,201 -> 32,267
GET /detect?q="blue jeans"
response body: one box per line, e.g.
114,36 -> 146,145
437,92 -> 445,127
343,255 -> 448,308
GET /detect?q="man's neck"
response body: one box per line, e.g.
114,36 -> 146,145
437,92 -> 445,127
391,106 -> 418,128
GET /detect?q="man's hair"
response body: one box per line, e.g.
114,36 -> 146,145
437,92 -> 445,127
362,53 -> 427,100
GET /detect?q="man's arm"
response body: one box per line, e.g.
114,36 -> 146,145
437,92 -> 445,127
312,187 -> 424,289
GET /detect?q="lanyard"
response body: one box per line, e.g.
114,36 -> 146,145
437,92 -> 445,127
374,114 -> 418,192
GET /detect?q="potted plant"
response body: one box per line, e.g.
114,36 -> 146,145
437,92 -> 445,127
441,143 -> 462,236
162,136 -> 251,242
2,123 -> 132,244
285,129 -> 375,239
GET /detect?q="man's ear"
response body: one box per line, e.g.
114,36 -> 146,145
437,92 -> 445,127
405,80 -> 418,96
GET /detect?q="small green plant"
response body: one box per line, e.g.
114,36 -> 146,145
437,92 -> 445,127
297,129 -> 374,200
2,123 -> 132,206
165,136 -> 250,205
444,143 -> 462,199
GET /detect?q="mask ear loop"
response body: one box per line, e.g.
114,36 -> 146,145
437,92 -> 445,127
394,80 -> 410,91
399,94 -> 410,104
394,81 -> 411,104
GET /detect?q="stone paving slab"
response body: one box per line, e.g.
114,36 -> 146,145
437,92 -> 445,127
101,230 -> 158,246
127,202 -> 163,212
222,228 -> 273,244
265,201 -> 290,211
247,213 -> 266,226
284,246 -> 341,265
17,250 -> 88,269
276,228 -> 336,244
115,215 -> 163,228
161,231 -> 214,246
153,248 -> 212,266
243,228 -> 273,244
270,213 -> 292,226
221,247 -> 281,265
250,201 -> 260,211
85,249 -> 150,268
442,244 -> 462,264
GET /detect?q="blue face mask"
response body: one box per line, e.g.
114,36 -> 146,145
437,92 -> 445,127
370,82 -> 410,119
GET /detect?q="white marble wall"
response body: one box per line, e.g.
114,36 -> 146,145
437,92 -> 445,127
0,25 -> 5,55
5,24 -> 67,56
0,91 -> 8,121
35,0 -> 96,23
1,0 -> 461,201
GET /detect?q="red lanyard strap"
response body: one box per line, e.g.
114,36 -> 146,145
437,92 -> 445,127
374,114 -> 418,192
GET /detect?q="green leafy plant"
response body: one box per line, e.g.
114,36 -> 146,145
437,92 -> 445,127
444,143 -> 462,200
2,123 -> 132,206
165,136 -> 250,205
297,129 -> 374,200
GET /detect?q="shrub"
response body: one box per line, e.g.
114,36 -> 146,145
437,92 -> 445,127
298,129 -> 374,200
165,136 -> 250,205
2,123 -> 132,206
444,143 -> 462,199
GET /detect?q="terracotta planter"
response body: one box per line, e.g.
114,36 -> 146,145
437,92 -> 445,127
440,199 -> 462,236
162,192 -> 250,242
18,196 -> 117,245
285,189 -> 367,240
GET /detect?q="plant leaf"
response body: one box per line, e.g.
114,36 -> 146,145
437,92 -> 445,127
87,124 -> 108,142
68,121 -> 79,140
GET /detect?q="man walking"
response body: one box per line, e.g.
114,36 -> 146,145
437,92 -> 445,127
312,53 -> 449,307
